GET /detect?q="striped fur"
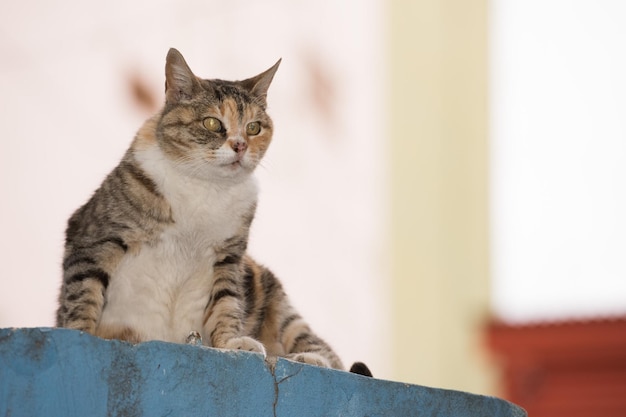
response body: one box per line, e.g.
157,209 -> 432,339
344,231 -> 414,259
56,48 -> 343,370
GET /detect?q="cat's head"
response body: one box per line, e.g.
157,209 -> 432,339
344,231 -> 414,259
155,48 -> 280,183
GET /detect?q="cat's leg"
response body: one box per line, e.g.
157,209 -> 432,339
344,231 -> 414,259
203,241 -> 266,355
56,277 -> 105,334
56,239 -> 127,335
95,324 -> 142,343
279,312 -> 344,369
247,259 -> 344,369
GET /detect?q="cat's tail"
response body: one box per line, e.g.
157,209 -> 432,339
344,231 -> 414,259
349,361 -> 373,377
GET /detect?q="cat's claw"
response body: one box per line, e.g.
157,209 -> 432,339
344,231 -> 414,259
287,352 -> 332,368
224,336 -> 267,357
186,331 -> 203,346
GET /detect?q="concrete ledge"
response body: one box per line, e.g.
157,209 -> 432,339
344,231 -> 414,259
0,328 -> 526,416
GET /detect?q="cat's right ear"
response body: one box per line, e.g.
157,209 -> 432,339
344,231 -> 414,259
165,48 -> 199,104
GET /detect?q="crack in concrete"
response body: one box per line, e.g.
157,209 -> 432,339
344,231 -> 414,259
265,356 -> 303,417
265,356 -> 280,417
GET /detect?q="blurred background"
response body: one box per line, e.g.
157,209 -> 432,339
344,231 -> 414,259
1,0 -> 625,413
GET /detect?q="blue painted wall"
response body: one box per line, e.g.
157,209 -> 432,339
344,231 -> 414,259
0,328 -> 525,416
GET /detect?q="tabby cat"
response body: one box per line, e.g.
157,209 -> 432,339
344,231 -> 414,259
56,48 -> 370,374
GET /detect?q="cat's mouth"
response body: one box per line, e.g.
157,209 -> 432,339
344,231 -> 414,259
222,158 -> 244,169
220,153 -> 253,171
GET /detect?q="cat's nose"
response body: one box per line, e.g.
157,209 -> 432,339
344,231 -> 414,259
230,139 -> 248,155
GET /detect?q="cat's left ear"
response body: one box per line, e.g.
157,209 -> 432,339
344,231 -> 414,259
241,59 -> 281,103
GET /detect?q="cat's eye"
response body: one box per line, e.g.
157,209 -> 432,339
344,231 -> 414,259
246,122 -> 261,136
203,117 -> 222,132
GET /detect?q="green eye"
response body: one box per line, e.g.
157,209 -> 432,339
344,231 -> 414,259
246,122 -> 261,136
203,117 -> 222,132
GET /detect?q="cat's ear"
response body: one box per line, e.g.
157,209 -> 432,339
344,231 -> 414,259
165,48 -> 200,104
241,59 -> 281,103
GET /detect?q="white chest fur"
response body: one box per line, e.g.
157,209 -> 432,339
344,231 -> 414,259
98,145 -> 258,343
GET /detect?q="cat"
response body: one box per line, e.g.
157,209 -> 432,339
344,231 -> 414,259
56,48 -> 370,376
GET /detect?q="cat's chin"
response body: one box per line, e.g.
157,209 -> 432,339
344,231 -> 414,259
218,160 -> 256,176
223,161 -> 243,169
205,164 -> 255,185
172,161 -> 254,185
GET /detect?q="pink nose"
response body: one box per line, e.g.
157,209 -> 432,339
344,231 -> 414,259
231,139 -> 248,155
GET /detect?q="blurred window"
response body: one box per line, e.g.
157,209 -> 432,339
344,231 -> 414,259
490,1 -> 626,322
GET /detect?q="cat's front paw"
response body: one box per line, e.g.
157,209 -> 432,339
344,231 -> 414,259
224,336 -> 266,357
186,331 -> 202,346
287,352 -> 332,368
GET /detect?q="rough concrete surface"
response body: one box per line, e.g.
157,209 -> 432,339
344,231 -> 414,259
0,328 -> 526,416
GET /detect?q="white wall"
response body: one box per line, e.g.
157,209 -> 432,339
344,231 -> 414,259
490,0 -> 626,322
0,0 -> 390,377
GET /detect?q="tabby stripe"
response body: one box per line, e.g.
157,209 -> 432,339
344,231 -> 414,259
66,306 -> 98,324
114,180 -> 146,219
214,254 -> 241,267
109,170 -> 142,215
160,104 -> 195,125
279,314 -> 301,335
121,160 -> 161,197
204,309 -> 241,326
115,182 -> 170,224
204,278 -> 239,310
209,321 -> 241,342
261,270 -> 277,298
249,310 -> 265,339
66,268 -> 110,287
291,334 -> 323,352
212,289 -> 240,304
243,263 -> 255,279
90,236 -> 128,252
292,334 -> 312,347
109,221 -> 132,231
170,135 -> 195,149
212,277 -> 239,288
236,99 -> 244,122
221,236 -> 247,255
63,255 -> 97,270
212,87 -> 224,102
66,288 -> 89,302
298,339 -> 326,351
242,266 -> 256,317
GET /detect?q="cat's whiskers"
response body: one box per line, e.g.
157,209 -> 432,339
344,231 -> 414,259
256,160 -> 271,172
